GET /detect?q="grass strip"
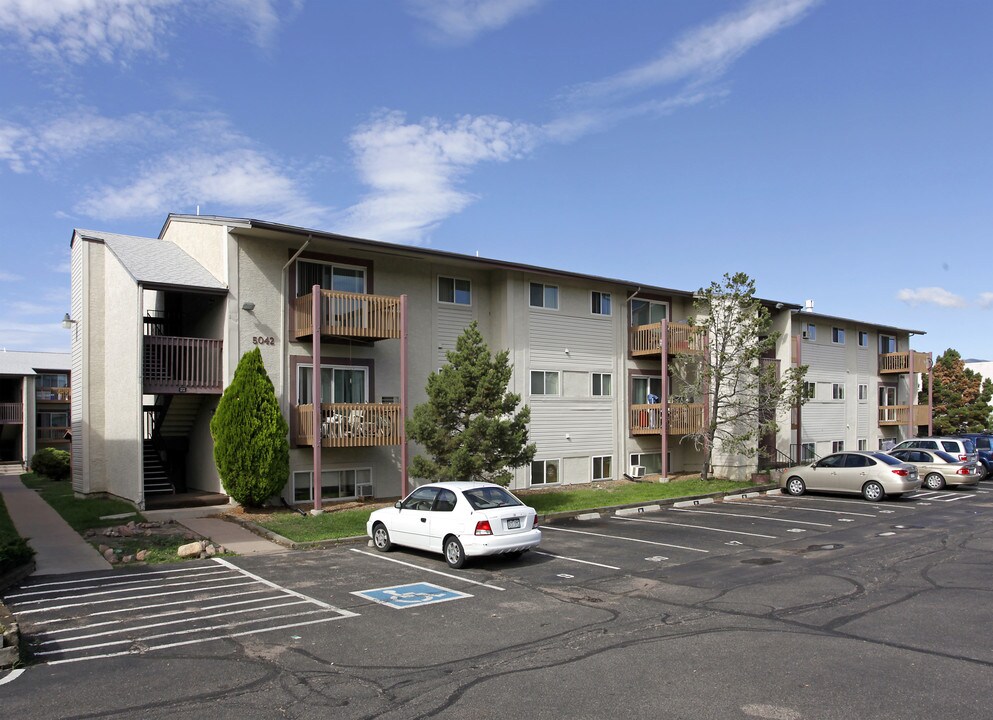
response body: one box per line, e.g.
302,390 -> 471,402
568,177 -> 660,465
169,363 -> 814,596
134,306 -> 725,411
0,493 -> 34,574
20,473 -> 142,532
253,478 -> 755,543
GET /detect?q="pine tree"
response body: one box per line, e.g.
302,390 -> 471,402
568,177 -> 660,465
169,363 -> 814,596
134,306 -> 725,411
921,348 -> 993,434
408,321 -> 535,485
210,347 -> 289,506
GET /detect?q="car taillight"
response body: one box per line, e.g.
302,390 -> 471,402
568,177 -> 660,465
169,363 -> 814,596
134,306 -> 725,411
959,455 -> 968,462
474,520 -> 493,536
532,514 -> 539,529
891,469 -> 909,476
957,467 -> 972,475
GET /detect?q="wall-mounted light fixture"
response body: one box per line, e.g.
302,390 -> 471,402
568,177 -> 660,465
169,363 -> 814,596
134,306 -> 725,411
62,313 -> 78,330
242,302 -> 256,312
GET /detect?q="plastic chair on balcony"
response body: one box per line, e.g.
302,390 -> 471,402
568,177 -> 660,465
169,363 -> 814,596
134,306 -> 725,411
322,412 -> 346,439
347,410 -> 366,437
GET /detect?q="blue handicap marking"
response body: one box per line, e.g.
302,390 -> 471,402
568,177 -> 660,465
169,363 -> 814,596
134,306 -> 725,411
352,582 -> 472,609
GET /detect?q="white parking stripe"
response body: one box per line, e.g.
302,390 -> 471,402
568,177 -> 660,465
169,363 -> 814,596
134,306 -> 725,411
782,497 -> 915,509
612,516 -> 777,539
211,558 -> 337,609
730,500 -> 877,518
0,669 -> 25,685
349,549 -> 505,590
669,508 -> 832,527
541,525 -> 709,553
937,494 -> 974,502
6,565 -> 223,593
29,589 -> 272,626
532,551 -> 621,570
7,570 -> 231,601
14,580 -> 258,615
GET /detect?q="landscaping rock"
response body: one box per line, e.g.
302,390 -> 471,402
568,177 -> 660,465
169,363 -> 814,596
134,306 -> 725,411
103,548 -> 117,564
135,550 -> 149,562
177,541 -> 204,558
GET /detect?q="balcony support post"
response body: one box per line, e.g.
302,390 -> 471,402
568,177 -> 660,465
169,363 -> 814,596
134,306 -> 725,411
311,284 -> 322,514
907,364 -> 915,441
660,319 -> 669,479
400,294 -> 409,497
927,356 -> 934,436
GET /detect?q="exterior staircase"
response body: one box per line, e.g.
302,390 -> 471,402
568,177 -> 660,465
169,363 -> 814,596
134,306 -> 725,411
158,394 -> 201,438
142,440 -> 174,495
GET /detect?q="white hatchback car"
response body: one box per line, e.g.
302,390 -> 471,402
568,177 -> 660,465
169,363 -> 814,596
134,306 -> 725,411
366,481 -> 541,568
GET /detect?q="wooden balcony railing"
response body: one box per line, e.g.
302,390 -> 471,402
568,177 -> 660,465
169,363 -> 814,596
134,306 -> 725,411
879,351 -> 930,374
292,290 -> 402,341
630,321 -> 705,357
629,403 -> 705,436
0,403 -> 22,424
37,426 -> 70,441
878,405 -> 931,426
143,336 -> 223,394
36,387 -> 71,402
294,403 -> 403,448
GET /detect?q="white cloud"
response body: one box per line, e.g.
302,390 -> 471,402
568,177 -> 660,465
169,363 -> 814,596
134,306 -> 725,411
978,293 -> 993,310
897,287 -> 967,309
564,0 -> 820,104
0,0 -> 291,64
0,320 -> 70,352
406,0 -> 544,43
0,270 -> 22,281
336,111 -> 538,243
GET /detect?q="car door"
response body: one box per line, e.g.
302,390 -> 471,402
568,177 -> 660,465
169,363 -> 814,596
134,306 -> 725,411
839,453 -> 873,492
806,453 -> 845,492
425,488 -> 459,553
391,487 -> 440,550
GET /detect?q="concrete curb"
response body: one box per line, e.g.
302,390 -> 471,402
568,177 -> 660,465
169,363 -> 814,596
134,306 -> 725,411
0,590 -> 25,669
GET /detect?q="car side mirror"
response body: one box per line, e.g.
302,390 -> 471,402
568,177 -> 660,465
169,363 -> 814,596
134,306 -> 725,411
394,501 -> 402,510
810,461 -> 818,469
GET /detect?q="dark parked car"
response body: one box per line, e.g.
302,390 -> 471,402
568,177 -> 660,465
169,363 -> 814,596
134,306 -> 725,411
951,433 -> 993,480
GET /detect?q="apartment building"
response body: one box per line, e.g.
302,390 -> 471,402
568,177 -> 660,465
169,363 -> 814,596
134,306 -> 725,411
68,214 -> 931,509
0,351 -> 72,467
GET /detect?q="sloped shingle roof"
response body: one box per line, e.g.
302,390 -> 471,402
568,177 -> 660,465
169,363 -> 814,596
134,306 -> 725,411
0,350 -> 71,376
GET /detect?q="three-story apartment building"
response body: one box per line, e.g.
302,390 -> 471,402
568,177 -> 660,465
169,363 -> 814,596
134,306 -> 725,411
0,351 -> 71,467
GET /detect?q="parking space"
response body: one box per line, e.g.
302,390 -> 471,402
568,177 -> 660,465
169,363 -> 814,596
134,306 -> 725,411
2,557 -> 357,666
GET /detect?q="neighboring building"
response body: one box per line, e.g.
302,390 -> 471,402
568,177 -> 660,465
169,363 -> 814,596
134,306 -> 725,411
0,351 -> 72,467
68,215 -> 932,509
788,310 -> 931,460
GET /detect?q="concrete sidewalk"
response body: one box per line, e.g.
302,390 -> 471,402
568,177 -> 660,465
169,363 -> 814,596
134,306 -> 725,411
143,506 -> 287,556
0,470 -> 111,575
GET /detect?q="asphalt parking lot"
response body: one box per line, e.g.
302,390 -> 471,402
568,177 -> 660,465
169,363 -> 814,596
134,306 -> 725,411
3,480 -> 993,719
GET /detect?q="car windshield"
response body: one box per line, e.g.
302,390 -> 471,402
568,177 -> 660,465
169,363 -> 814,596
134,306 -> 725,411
934,450 -> 959,463
870,452 -> 902,466
463,486 -> 523,510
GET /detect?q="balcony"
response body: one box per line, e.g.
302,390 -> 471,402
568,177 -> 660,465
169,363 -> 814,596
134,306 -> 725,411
630,321 -> 705,358
292,290 -> 402,341
36,387 -> 71,402
629,403 -> 705,436
294,403 -> 403,448
0,403 -> 22,424
143,336 -> 223,394
879,351 -> 930,374
878,405 -> 931,426
37,426 -> 70,442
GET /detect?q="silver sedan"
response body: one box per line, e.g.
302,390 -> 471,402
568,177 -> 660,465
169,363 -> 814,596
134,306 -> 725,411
780,451 -> 921,501
887,448 -> 981,490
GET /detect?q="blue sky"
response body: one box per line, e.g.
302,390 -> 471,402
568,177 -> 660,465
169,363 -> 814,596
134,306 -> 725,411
1,0 -> 990,359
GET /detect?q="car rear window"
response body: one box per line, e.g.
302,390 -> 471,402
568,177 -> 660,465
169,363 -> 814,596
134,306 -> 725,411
962,439 -> 976,453
934,450 -> 958,463
871,452 -> 902,466
463,487 -> 523,510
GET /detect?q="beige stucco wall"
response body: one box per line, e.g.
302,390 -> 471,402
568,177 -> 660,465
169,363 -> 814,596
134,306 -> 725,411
160,220 -> 228,285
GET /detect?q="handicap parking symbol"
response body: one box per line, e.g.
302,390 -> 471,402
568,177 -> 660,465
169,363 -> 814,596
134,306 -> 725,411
352,582 -> 473,610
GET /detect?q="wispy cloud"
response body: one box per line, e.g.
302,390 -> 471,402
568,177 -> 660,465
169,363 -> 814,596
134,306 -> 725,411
336,111 -> 538,243
897,287 -> 968,309
0,270 -> 21,281
406,0 -> 544,44
978,293 -> 993,310
0,319 -> 70,352
564,0 -> 820,105
0,0 -> 293,64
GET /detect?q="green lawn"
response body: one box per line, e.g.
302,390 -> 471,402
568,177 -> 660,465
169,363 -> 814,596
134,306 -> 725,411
0,493 -> 34,574
20,473 -> 142,532
253,477 -> 756,543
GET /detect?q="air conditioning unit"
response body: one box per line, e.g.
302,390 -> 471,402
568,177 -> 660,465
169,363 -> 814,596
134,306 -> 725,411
629,465 -> 647,478
356,482 -> 373,499
801,330 -> 809,339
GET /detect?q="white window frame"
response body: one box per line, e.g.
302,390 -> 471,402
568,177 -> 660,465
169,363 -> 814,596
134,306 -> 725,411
531,458 -> 560,486
292,467 -> 373,504
296,259 -> 367,297
858,331 -> 869,348
803,323 -> 816,341
296,364 -> 369,405
832,327 -> 845,345
438,276 -> 471,306
629,299 -> 669,327
629,452 -> 663,475
832,383 -> 845,400
592,372 -> 612,397
858,384 -> 868,401
530,370 -> 561,396
857,439 -> 868,451
832,441 -> 845,453
880,334 -> 897,354
591,291 -> 612,316
529,282 -> 559,310
803,381 -> 816,400
592,455 -> 613,481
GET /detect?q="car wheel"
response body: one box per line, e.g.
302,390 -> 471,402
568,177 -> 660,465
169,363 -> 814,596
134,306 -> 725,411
785,477 -> 806,496
862,480 -> 884,502
444,536 -> 466,569
979,463 -> 990,482
372,523 -> 392,552
924,473 -> 945,491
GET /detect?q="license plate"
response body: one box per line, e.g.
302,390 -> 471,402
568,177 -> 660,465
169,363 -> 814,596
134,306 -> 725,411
507,518 -> 521,529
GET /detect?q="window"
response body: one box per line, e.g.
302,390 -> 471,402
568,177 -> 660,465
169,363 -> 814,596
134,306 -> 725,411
803,323 -> 816,341
803,381 -> 816,400
592,373 -> 612,397
632,376 -> 662,404
530,282 -> 559,309
591,291 -> 611,316
858,439 -> 868,451
292,468 -> 371,503
401,486 -> 440,511
530,371 -> 560,396
36,373 -> 68,388
296,260 -> 366,297
37,411 -> 68,427
832,327 -> 845,344
297,365 -> 367,404
629,453 -> 662,475
832,441 -> 845,452
858,331 -> 869,348
800,443 -> 816,462
858,384 -> 868,401
832,383 -> 845,400
438,277 -> 471,305
531,459 -> 560,485
879,335 -> 897,354
592,456 -> 613,481
630,299 -> 668,326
